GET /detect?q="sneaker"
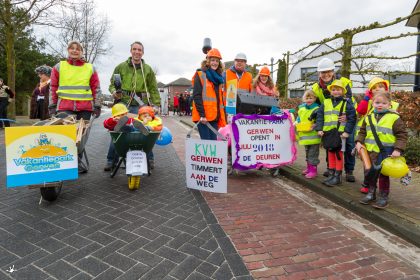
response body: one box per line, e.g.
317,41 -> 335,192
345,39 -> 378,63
149,159 -> 154,169
133,119 -> 150,135
114,116 -> 129,132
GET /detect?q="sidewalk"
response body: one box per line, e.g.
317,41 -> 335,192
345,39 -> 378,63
176,115 -> 420,248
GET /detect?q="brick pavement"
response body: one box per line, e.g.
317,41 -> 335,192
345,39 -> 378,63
168,115 -> 420,280
0,114 -> 252,280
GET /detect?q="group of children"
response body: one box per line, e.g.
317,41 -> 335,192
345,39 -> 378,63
104,104 -> 163,134
296,77 -> 408,209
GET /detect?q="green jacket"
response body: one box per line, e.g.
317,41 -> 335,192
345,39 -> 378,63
109,57 -> 160,106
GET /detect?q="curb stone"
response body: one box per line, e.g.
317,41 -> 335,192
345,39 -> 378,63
179,118 -> 420,248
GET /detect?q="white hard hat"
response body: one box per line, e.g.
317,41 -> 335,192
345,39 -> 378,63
317,58 -> 335,72
234,52 -> 247,61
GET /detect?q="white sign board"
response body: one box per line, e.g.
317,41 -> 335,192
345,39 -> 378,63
185,138 -> 227,193
231,114 -> 296,170
126,150 -> 148,175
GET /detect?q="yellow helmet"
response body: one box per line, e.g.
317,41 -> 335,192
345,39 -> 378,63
112,103 -> 128,117
368,77 -> 389,90
327,79 -> 347,94
381,157 -> 409,178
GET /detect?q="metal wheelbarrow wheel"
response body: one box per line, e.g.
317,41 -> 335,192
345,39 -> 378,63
128,175 -> 140,190
40,182 -> 63,202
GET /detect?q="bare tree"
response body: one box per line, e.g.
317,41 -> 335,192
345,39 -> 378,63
351,44 -> 387,85
49,0 -> 111,63
0,0 -> 64,117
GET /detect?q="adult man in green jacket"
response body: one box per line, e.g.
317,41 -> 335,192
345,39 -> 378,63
105,41 -> 161,171
109,41 -> 160,112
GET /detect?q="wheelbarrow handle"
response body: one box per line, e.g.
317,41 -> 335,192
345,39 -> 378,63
186,122 -> 227,141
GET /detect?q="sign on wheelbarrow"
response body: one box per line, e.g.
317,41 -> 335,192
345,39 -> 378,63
5,125 -> 78,188
185,138 -> 227,193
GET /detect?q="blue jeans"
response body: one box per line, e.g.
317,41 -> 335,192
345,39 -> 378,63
344,129 -> 356,173
197,121 -> 218,140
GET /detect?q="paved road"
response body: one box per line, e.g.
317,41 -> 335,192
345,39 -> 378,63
168,115 -> 420,280
0,114 -> 251,280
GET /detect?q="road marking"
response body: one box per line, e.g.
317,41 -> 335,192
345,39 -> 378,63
273,178 -> 420,272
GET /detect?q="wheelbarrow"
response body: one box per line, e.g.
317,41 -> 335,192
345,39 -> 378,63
109,131 -> 160,190
31,114 -> 95,201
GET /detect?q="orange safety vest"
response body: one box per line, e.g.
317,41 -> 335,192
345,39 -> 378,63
192,70 -> 226,128
225,69 -> 253,96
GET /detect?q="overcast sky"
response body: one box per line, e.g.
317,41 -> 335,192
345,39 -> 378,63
91,0 -> 417,93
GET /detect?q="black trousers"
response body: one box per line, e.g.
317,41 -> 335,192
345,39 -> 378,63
0,97 -> 10,127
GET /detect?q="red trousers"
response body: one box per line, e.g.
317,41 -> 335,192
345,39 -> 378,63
328,151 -> 343,171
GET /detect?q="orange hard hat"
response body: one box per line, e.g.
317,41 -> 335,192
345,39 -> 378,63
138,106 -> 155,119
259,67 -> 270,76
207,48 -> 222,59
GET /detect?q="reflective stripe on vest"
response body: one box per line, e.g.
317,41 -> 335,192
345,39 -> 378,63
322,99 -> 347,132
312,77 -> 352,104
364,112 -> 399,153
57,61 -> 93,101
355,100 -> 399,137
297,106 -> 321,145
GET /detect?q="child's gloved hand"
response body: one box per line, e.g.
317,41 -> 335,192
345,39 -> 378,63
363,89 -> 372,101
341,132 -> 349,139
317,131 -> 324,137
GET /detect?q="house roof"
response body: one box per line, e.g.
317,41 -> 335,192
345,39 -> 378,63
157,82 -> 165,88
388,74 -> 415,85
406,0 -> 420,27
288,44 -> 340,75
165,77 -> 191,87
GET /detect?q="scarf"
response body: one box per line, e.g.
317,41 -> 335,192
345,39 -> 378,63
205,68 -> 224,86
373,108 -> 389,114
38,80 -> 50,96
256,81 -> 276,96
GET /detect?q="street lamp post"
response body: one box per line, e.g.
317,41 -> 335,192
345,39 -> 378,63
270,57 -> 274,79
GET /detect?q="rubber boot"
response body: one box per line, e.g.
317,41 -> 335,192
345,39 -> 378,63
305,165 -> 317,179
323,169 -> 335,184
323,168 -> 333,177
345,170 -> 356,182
359,185 -> 376,204
372,191 -> 389,209
325,170 -> 342,187
302,162 -> 309,175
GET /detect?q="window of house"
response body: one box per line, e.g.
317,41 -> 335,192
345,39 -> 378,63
290,90 -> 305,98
300,67 -> 318,82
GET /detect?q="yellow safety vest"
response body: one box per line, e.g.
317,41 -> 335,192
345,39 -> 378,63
297,106 -> 321,145
57,61 -> 93,101
323,99 -> 347,132
355,100 -> 399,137
364,112 -> 399,153
312,77 -> 352,104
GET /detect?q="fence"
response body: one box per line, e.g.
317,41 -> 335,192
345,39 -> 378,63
253,11 -> 420,98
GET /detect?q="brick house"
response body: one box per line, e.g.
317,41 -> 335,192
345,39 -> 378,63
164,78 -> 192,109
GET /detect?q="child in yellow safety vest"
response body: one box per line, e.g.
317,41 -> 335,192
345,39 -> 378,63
356,77 -> 400,194
315,80 -> 356,187
355,92 -> 407,209
296,90 -> 321,179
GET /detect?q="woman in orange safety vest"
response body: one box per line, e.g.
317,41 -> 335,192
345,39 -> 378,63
192,48 -> 226,140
